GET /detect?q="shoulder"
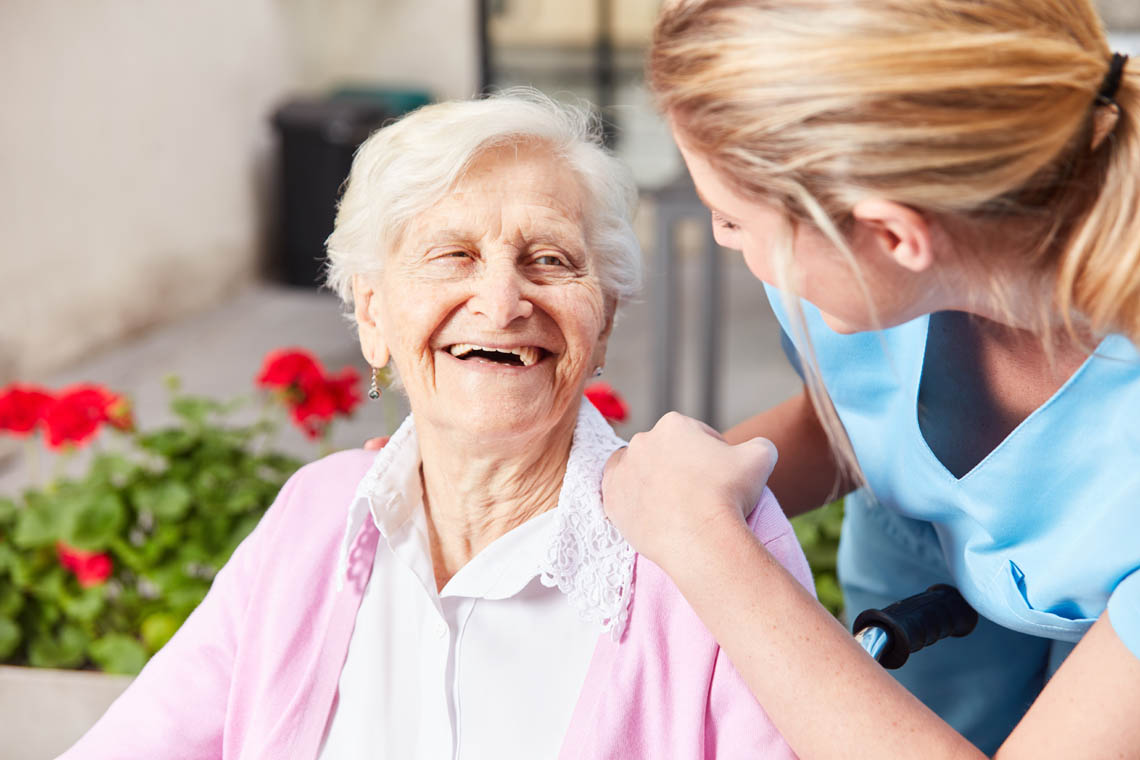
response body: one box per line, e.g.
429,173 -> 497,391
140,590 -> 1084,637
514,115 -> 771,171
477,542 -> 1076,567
629,489 -> 814,612
281,448 -> 377,504
747,487 -> 815,595
255,448 -> 377,544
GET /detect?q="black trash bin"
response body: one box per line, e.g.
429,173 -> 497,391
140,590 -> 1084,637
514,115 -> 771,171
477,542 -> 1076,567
271,97 -> 391,288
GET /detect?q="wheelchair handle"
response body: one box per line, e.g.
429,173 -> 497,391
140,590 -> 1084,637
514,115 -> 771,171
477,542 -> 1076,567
852,584 -> 978,670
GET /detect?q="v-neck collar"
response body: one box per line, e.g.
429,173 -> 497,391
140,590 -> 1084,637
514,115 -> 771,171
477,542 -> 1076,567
910,311 -> 1113,484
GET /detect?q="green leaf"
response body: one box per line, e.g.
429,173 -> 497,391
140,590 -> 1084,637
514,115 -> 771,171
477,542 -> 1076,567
28,623 -> 88,669
791,499 -> 845,620
12,500 -> 64,548
140,612 -> 181,653
31,567 -> 67,601
0,542 -> 18,575
144,565 -> 189,597
223,484 -> 261,515
0,616 -> 20,659
165,584 -> 208,615
60,587 -> 106,622
132,481 -> 193,521
0,583 -> 26,618
68,492 -> 128,551
90,453 -> 141,486
192,462 -> 237,501
88,633 -> 147,675
138,428 -> 198,457
0,497 -> 17,525
8,546 -> 46,588
138,524 -> 183,566
170,396 -> 237,427
107,536 -> 146,573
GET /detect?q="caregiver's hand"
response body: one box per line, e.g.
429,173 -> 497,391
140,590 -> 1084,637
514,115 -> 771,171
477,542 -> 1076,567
603,411 -> 778,570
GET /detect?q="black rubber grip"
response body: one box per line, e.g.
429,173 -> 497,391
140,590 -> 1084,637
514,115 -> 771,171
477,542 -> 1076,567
852,584 -> 978,669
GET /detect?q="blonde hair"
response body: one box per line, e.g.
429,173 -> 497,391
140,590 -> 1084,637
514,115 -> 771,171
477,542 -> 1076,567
649,0 -> 1138,485
325,88 -> 642,309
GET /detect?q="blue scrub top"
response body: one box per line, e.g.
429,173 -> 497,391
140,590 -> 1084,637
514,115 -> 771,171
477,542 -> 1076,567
764,284 -> 1140,659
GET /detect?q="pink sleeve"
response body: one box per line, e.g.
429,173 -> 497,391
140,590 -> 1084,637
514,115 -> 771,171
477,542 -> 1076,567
748,487 -> 815,595
57,476 -> 297,760
703,487 -> 813,759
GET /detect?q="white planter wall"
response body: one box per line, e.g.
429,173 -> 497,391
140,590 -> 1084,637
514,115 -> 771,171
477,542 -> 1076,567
0,666 -> 131,760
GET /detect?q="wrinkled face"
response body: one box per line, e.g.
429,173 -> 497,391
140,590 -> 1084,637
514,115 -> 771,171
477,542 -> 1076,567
674,130 -> 932,334
354,143 -> 613,442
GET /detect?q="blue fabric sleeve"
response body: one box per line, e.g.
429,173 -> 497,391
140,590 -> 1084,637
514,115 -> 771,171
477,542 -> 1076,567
1107,568 -> 1140,660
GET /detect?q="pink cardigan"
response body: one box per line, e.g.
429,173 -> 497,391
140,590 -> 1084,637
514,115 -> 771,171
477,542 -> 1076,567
61,450 -> 811,759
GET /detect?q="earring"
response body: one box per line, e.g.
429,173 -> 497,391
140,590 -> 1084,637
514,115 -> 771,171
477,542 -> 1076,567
368,367 -> 382,400
593,366 -> 604,378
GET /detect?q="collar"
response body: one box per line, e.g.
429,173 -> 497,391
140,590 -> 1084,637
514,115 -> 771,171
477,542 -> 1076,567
336,399 -> 634,639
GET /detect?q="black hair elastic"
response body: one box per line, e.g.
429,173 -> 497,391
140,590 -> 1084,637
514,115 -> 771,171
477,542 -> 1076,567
1096,52 -> 1129,107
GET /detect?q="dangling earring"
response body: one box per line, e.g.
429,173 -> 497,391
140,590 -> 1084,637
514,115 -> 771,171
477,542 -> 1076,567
368,367 -> 382,400
593,366 -> 604,378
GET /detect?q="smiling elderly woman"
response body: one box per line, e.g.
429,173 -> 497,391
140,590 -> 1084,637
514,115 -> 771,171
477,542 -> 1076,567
61,92 -> 813,760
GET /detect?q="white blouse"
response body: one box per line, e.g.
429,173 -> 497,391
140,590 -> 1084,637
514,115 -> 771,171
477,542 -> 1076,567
319,401 -> 632,760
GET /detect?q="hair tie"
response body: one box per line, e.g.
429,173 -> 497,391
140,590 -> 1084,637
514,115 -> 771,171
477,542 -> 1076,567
1097,52 -> 1129,107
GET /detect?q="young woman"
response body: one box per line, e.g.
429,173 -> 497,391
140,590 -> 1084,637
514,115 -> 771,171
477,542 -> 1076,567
603,1 -> 1140,757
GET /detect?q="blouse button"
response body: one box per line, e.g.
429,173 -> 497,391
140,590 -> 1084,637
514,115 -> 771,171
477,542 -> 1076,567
436,622 -> 448,638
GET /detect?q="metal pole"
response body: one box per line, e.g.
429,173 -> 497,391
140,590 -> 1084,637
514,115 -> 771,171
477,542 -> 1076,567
698,226 -> 722,428
477,0 -> 494,96
652,206 -> 678,421
595,0 -> 617,147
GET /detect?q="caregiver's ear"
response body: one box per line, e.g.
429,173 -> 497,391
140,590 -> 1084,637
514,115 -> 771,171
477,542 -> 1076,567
352,273 -> 391,368
850,199 -> 935,273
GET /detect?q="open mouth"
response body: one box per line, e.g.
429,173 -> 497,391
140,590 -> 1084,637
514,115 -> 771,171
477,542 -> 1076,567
446,343 -> 546,367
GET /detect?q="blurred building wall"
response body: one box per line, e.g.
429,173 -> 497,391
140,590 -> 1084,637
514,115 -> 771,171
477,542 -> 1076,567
1098,0 -> 1140,30
0,0 -> 477,382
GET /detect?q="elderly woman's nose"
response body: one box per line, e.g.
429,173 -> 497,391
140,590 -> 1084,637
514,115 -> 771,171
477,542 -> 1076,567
467,266 -> 535,325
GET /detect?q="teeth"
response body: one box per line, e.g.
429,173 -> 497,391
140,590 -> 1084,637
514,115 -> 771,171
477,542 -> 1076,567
448,344 -> 542,367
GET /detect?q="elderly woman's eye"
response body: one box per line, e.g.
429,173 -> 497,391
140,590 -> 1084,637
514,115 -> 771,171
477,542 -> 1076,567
534,253 -> 568,267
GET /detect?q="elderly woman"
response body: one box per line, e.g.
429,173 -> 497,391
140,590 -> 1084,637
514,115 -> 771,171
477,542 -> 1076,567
61,92 -> 812,760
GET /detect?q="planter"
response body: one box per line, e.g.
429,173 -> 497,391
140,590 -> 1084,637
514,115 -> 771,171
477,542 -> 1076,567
0,665 -> 131,759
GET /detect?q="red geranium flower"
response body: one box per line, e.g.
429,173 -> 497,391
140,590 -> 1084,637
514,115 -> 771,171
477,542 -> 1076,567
43,384 -> 130,449
291,380 -> 339,439
0,385 -> 55,436
257,349 -> 363,439
57,542 -> 114,588
585,382 -> 629,424
256,349 -> 324,390
104,395 -> 134,432
326,367 -> 362,415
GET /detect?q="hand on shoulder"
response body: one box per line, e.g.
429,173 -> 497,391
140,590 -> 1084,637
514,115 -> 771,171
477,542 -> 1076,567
363,436 -> 390,451
602,411 -> 778,570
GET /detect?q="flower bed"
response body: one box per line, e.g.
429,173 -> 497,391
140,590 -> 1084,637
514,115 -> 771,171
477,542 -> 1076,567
0,349 -> 362,674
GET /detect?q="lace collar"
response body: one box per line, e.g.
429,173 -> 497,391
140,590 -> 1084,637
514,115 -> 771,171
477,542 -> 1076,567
336,399 -> 634,639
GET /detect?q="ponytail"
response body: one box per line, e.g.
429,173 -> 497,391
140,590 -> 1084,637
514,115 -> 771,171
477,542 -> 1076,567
1057,66 -> 1140,343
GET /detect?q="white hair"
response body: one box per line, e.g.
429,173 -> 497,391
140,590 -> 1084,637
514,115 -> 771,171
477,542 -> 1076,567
324,88 -> 643,309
